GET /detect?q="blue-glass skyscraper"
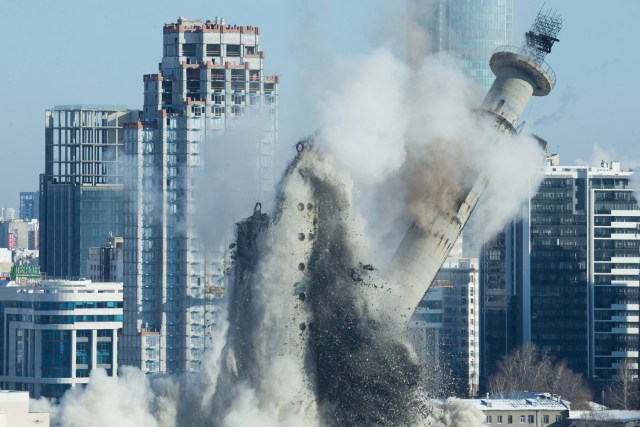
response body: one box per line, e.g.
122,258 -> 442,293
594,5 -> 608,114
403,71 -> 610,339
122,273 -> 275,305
408,0 -> 513,92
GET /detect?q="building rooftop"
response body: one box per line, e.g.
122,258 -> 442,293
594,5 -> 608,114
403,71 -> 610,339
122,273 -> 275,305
570,410 -> 640,422
163,17 -> 260,34
51,104 -> 131,111
0,279 -> 122,295
0,390 -> 30,404
544,161 -> 633,176
467,393 -> 570,411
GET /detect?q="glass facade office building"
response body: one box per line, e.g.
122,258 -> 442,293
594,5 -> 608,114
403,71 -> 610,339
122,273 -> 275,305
589,169 -> 639,381
447,0 -> 514,91
40,106 -> 139,278
408,0 -> 513,92
528,170 -> 589,375
0,280 -> 123,398
481,162 -> 639,383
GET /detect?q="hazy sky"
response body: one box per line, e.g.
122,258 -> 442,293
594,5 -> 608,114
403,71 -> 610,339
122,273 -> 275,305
1,0 -> 638,209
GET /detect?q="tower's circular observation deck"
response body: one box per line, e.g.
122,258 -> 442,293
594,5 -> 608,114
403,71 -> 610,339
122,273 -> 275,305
489,46 -> 556,96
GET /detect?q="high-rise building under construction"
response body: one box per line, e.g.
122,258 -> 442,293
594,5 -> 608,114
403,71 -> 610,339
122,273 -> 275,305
119,18 -> 279,374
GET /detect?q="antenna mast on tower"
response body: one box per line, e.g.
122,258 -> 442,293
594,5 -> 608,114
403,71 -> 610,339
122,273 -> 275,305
523,8 -> 563,64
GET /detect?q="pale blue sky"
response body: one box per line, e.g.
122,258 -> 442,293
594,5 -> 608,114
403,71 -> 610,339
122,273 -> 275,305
1,0 -> 639,209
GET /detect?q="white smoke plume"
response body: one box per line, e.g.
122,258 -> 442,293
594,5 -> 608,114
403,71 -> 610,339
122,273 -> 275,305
316,49 -> 543,263
221,360 -> 310,427
405,0 -> 439,67
532,86 -> 577,128
424,398 -> 487,427
38,367 -> 176,427
194,110 -> 271,249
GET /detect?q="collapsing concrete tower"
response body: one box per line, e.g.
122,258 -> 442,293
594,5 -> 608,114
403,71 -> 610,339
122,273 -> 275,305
387,9 -> 563,318
207,10 -> 563,427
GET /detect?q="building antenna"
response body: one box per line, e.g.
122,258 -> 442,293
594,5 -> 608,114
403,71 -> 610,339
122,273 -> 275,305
523,7 -> 563,64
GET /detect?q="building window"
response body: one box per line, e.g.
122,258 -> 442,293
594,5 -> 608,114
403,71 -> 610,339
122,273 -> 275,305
497,415 -> 503,423
555,415 -> 561,422
508,415 -> 512,424
542,415 -> 549,423
528,415 -> 534,423
233,93 -> 245,104
520,415 -> 525,423
487,415 -> 492,423
182,43 -> 196,57
226,44 -> 241,57
206,44 -> 221,56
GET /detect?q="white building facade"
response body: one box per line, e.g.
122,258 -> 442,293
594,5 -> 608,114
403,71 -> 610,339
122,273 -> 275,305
465,393 -> 570,426
0,391 -> 49,426
0,280 -> 123,398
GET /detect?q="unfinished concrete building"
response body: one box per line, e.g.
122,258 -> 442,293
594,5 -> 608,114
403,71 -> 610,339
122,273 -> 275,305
120,18 -> 279,374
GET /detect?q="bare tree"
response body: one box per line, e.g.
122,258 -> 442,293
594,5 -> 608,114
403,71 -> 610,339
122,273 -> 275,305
488,344 -> 592,409
606,358 -> 640,410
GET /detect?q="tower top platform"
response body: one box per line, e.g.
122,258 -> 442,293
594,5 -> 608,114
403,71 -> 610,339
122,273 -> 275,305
489,47 -> 556,96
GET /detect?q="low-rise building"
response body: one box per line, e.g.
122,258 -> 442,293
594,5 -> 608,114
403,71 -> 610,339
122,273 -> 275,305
0,249 -> 11,277
0,279 -> 123,398
465,393 -> 570,426
0,220 -> 37,250
0,390 -> 49,426
568,410 -> 640,427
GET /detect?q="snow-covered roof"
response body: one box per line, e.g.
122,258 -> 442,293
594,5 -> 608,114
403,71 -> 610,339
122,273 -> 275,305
466,393 -> 570,411
570,410 -> 640,422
